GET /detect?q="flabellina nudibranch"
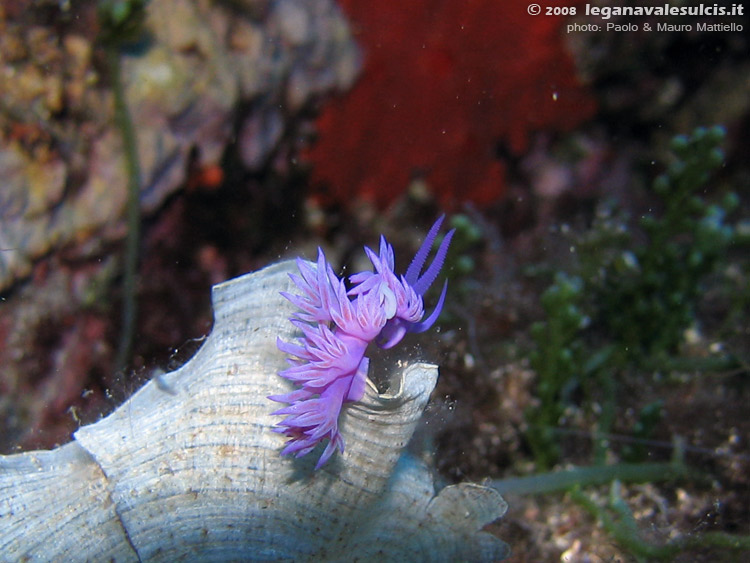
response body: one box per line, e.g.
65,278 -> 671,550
270,216 -> 455,468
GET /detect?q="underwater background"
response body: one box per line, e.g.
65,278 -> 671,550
1,0 -> 749,560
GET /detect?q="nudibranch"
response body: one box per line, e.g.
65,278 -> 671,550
271,217 -> 454,467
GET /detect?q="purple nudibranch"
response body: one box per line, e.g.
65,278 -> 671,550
270,216 -> 455,468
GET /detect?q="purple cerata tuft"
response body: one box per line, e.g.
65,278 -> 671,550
270,216 -> 454,468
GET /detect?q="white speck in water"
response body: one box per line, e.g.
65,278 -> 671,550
464,354 -> 475,369
552,91 -> 559,101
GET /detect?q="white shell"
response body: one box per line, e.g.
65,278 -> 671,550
0,261 -> 509,561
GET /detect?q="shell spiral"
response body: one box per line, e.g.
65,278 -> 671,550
0,261 -> 509,561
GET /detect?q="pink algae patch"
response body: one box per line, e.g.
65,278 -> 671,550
305,0 -> 597,208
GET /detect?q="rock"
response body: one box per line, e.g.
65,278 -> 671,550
0,0 -> 360,292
